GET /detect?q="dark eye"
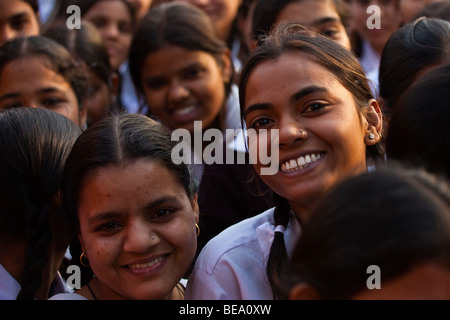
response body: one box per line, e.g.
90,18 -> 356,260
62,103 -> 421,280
41,98 -> 64,107
96,222 -> 121,232
302,102 -> 328,115
145,78 -> 167,90
2,102 -> 25,109
184,68 -> 202,79
250,118 -> 273,129
322,29 -> 338,38
153,209 -> 173,219
118,22 -> 133,34
10,18 -> 30,31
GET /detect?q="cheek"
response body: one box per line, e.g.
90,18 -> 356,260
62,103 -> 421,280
145,91 -> 165,116
198,78 -> 225,120
166,222 -> 198,258
85,238 -> 121,272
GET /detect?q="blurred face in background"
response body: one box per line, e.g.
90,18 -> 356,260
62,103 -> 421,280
177,0 -> 242,41
126,0 -> 154,20
83,0 -> 134,70
275,0 -> 352,51
346,0 -> 401,54
0,0 -> 40,46
399,0 -> 443,24
0,56 -> 85,127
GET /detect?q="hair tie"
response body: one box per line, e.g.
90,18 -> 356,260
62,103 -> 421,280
274,225 -> 285,234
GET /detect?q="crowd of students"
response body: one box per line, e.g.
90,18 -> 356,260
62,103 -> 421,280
0,0 -> 449,300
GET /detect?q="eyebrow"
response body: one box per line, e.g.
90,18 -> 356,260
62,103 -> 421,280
9,12 -> 31,21
87,195 -> 183,226
291,86 -> 328,102
244,85 -> 328,118
313,17 -> 341,27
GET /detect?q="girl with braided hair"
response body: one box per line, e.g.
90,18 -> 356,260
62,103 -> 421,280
0,107 -> 82,300
186,23 -> 384,299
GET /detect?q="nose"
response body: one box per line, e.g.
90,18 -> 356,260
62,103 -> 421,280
278,116 -> 308,147
102,23 -> 120,40
123,220 -> 156,254
167,79 -> 189,104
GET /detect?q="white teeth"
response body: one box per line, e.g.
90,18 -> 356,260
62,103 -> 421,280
289,159 -> 297,169
128,256 -> 164,270
281,153 -> 323,173
174,105 -> 196,116
305,155 -> 311,164
298,156 -> 305,166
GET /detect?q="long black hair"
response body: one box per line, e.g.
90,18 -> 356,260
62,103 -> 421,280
0,107 -> 82,299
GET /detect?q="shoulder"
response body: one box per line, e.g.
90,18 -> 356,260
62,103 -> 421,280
194,207 -> 276,272
48,292 -> 88,300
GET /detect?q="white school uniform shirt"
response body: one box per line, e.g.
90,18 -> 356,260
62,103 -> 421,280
185,207 -> 301,300
0,264 -> 67,300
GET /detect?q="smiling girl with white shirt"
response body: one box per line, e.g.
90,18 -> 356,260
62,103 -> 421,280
185,23 -> 385,300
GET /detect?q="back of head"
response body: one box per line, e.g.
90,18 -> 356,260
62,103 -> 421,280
286,165 -> 450,299
386,63 -> 450,181
379,17 -> 450,112
0,107 -> 81,299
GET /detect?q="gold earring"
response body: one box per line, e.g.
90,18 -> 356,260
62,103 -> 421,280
195,223 -> 200,237
80,251 -> 90,267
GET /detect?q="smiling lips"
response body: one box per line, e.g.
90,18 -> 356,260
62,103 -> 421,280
173,105 -> 197,117
280,153 -> 324,173
128,256 -> 164,270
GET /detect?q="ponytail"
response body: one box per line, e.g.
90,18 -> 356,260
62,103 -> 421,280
16,203 -> 52,300
266,193 -> 291,299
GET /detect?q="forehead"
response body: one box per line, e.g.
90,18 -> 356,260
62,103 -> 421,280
80,159 -> 185,198
276,0 -> 341,26
84,0 -> 133,20
0,0 -> 36,20
142,45 -> 219,73
0,56 -> 70,90
244,52 -> 344,102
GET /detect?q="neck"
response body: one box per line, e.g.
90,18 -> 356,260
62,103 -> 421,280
0,240 -> 27,282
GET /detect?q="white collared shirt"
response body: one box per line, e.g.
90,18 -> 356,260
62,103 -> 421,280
0,264 -> 21,300
185,207 -> 301,300
0,264 -> 68,300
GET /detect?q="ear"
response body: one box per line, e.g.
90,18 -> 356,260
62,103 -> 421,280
78,233 -> 86,255
364,99 -> 383,145
289,283 -> 322,300
190,193 -> 200,224
220,48 -> 233,85
79,106 -> 88,130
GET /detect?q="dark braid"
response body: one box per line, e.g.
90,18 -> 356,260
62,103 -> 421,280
266,193 -> 291,299
16,204 -> 52,300
0,108 -> 82,300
